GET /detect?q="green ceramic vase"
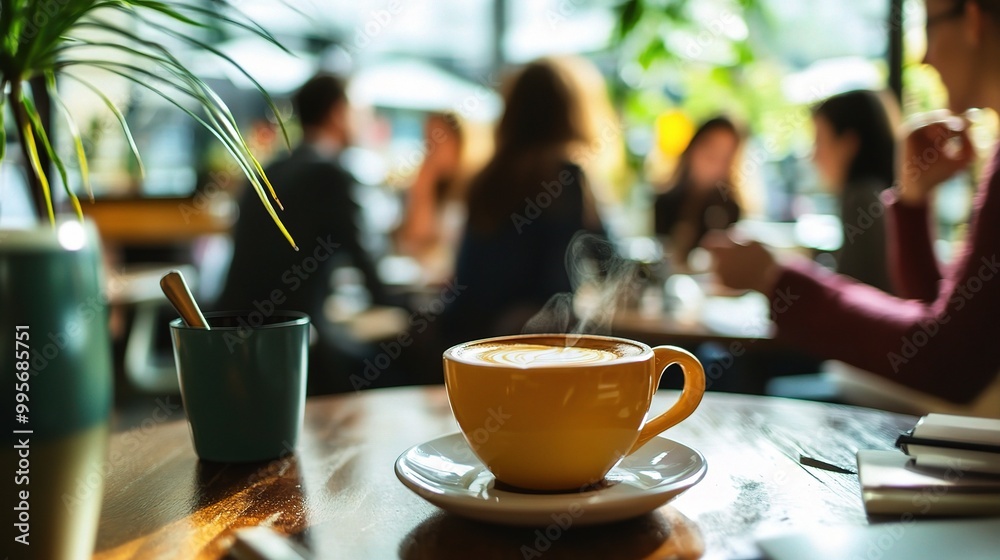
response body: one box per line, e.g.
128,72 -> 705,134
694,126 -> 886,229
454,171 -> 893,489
1,221 -> 114,560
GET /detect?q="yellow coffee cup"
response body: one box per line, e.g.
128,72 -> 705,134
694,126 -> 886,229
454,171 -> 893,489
443,333 -> 706,491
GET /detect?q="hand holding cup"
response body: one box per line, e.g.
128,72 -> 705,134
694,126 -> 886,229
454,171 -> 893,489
899,110 -> 977,206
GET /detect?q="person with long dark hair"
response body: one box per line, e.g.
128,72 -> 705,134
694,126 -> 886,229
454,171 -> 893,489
707,0 -> 1000,412
812,90 -> 898,291
653,116 -> 744,269
441,58 -> 605,342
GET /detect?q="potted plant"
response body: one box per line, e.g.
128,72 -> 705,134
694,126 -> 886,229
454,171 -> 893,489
0,2 -> 294,558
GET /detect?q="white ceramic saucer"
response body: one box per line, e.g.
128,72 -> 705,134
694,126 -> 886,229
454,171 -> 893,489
395,433 -> 707,526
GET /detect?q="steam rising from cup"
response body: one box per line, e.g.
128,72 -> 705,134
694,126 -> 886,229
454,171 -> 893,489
522,233 -> 644,344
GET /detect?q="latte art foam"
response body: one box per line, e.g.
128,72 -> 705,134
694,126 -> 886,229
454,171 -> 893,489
461,343 -> 623,367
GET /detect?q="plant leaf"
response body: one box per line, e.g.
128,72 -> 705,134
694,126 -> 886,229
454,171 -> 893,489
21,84 -> 82,219
64,66 -> 298,250
135,16 -> 291,148
617,0 -> 644,40
46,71 -> 92,202
19,117 -> 55,226
166,1 -> 291,55
64,21 -> 286,210
119,0 -> 204,27
63,74 -> 145,179
199,85 -> 284,210
6,0 -> 298,247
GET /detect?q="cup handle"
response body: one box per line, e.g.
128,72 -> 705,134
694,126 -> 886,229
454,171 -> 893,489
628,345 -> 706,454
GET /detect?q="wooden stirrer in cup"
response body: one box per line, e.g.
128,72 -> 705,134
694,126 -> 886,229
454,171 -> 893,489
160,270 -> 210,330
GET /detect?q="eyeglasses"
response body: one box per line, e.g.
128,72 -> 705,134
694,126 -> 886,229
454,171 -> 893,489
926,1 -> 967,29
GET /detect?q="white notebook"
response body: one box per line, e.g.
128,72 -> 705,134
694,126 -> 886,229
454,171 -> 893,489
910,414 -> 1000,443
898,414 -> 1000,475
857,450 -> 1000,516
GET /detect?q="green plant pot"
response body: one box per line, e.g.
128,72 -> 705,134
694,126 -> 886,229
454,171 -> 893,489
1,221 -> 114,560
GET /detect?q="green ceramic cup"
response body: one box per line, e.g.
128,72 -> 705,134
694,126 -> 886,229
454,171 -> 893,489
169,311 -> 309,462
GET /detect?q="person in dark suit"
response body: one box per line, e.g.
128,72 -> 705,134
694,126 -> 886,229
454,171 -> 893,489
216,73 -> 390,391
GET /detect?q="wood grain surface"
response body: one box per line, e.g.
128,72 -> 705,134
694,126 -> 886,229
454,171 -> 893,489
93,388 -> 914,559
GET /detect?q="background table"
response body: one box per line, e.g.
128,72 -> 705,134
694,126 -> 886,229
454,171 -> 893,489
93,387 -> 914,559
612,308 -> 775,348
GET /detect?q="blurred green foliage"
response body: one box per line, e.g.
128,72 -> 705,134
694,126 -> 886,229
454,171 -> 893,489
611,0 -> 812,165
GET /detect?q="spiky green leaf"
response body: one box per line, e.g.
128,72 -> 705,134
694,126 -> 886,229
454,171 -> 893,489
2,0 -> 296,246
20,85 -> 82,219
46,71 -> 92,201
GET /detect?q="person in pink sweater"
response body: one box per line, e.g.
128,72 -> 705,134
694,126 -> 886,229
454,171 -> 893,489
707,0 -> 1000,405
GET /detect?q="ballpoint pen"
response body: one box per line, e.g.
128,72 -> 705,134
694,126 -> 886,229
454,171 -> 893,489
799,454 -> 856,475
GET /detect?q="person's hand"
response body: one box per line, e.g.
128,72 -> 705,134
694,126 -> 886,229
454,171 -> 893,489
703,231 -> 779,295
899,112 -> 976,206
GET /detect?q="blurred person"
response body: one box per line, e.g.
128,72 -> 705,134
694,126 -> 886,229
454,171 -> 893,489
654,116 -> 745,268
440,58 -> 606,343
551,55 -> 631,206
812,90 -> 898,292
396,113 -> 465,259
216,73 -> 393,390
394,112 -> 491,280
706,0 -> 1000,412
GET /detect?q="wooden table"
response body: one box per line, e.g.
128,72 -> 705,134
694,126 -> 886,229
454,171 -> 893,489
84,197 -> 233,246
94,387 -> 915,560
